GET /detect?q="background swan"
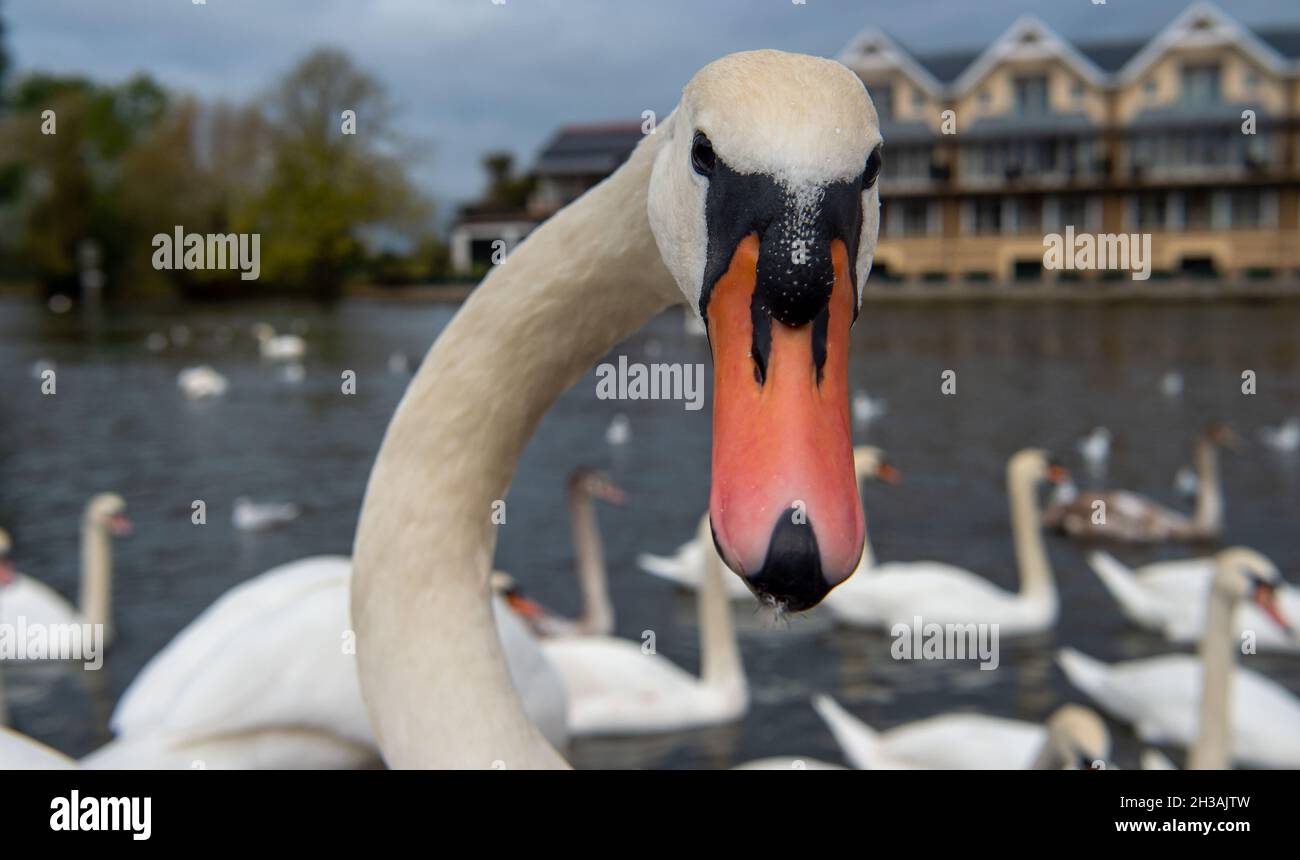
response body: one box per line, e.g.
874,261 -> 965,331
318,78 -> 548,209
1077,426 -> 1110,473
1089,550 -> 1300,651
251,323 -> 306,360
530,514 -> 747,736
0,495 -> 131,647
1042,424 -> 1238,542
77,557 -> 567,768
813,695 -> 1111,769
822,449 -> 1068,635
232,497 -> 300,532
636,446 -> 898,599
1259,417 -> 1300,453
177,365 -> 228,399
1059,548 -> 1300,768
500,468 -> 624,638
0,726 -> 75,769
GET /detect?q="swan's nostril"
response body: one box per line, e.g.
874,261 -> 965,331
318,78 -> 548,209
743,509 -> 833,613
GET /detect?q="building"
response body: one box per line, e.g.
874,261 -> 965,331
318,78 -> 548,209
449,122 -> 643,273
842,2 -> 1300,287
452,2 -> 1300,288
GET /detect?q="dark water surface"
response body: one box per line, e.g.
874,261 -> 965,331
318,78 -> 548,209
2,296 -> 1298,768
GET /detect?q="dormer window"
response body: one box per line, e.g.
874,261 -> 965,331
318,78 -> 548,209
1181,63 -> 1221,105
1013,75 -> 1049,116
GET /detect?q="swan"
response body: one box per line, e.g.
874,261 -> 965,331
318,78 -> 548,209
604,413 -> 630,447
1088,550 -> 1300,652
498,468 -> 625,638
1160,371 -> 1183,398
251,323 -> 306,361
523,513 -> 747,737
812,695 -> 1111,769
1042,423 -> 1238,542
1059,547 -> 1300,768
74,557 -> 567,768
636,445 -> 899,599
822,449 -> 1068,635
1078,426 -> 1110,471
0,726 -> 75,769
0,494 -> 131,647
1259,417 -> 1300,453
851,390 -> 887,426
232,497 -> 300,531
351,50 -> 884,768
177,365 -> 229,399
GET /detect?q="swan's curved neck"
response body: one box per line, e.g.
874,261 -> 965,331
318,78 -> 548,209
1189,582 -> 1235,770
1008,467 -> 1055,606
569,486 -> 613,636
351,130 -> 676,768
1192,439 -> 1222,534
80,517 -> 112,639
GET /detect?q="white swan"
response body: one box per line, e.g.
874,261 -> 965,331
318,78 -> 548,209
0,494 -> 131,647
812,695 -> 1111,769
500,468 -> 624,638
251,323 -> 306,361
0,726 -> 75,769
351,50 -> 884,768
851,390 -> 887,426
232,497 -> 300,532
526,513 -> 746,737
1059,547 -> 1300,768
1078,426 -> 1110,471
1259,417 -> 1300,453
1088,550 -> 1300,652
822,449 -> 1068,634
636,446 -> 898,600
177,365 -> 228,399
603,413 -> 631,447
74,557 -> 567,769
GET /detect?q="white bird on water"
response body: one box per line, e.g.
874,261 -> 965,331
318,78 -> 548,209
251,323 -> 306,361
605,413 -> 631,446
852,390 -> 887,427
1077,426 -> 1111,471
232,497 -> 299,532
1259,417 -> 1300,454
1160,372 -> 1183,398
177,366 -> 228,400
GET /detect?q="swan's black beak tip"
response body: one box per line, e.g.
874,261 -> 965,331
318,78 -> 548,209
735,511 -> 834,613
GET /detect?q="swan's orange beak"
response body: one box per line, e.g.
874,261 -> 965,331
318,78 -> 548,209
706,234 -> 864,611
1255,583 -> 1293,635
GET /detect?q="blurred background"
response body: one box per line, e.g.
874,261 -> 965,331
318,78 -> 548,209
1,0 -> 1299,768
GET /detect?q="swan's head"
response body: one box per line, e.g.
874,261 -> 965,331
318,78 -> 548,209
0,527 -> 13,585
1008,449 -> 1070,488
854,445 -> 900,485
489,571 -> 546,622
567,467 -> 627,505
1203,422 -> 1242,451
1036,704 -> 1111,769
86,493 -> 132,537
648,50 -> 882,611
1213,547 -> 1291,635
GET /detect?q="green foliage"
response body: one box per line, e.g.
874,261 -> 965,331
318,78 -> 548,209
0,43 -> 434,298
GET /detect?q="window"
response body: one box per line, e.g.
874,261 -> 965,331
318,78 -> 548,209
972,198 -> 1002,234
872,84 -> 894,119
1229,190 -> 1262,228
1134,193 -> 1167,229
1071,80 -> 1085,103
1059,195 -> 1090,230
1013,75 -> 1049,116
1181,63 -> 1221,105
898,200 -> 930,236
1143,78 -> 1158,98
1183,190 -> 1212,230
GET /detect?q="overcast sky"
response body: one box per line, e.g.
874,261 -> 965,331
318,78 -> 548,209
8,0 -> 1299,210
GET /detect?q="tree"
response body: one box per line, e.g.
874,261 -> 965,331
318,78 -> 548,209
250,47 -> 429,295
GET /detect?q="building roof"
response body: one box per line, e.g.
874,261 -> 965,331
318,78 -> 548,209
1128,102 -> 1274,129
1255,27 -> 1300,59
532,122 -> 645,177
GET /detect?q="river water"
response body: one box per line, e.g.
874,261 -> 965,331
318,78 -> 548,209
2,296 -> 1298,768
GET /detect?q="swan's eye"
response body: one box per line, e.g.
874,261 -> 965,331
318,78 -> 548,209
691,131 -> 716,177
863,145 -> 883,190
